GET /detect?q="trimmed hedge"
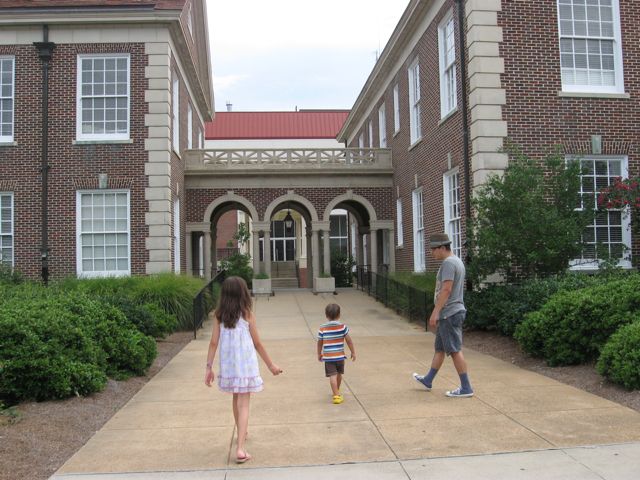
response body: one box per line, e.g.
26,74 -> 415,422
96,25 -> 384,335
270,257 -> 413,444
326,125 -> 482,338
466,272 -> 632,336
597,319 -> 640,390
514,275 -> 640,366
0,290 -> 156,402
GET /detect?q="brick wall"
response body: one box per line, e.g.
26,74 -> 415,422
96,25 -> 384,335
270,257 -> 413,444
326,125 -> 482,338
350,0 -> 468,273
0,42 -> 149,279
499,0 -> 640,265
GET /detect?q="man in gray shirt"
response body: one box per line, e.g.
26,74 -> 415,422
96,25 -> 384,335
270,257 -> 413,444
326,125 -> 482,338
413,233 -> 473,397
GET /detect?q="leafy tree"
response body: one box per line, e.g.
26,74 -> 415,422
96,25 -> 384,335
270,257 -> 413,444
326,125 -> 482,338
330,249 -> 355,287
219,222 -> 253,284
467,144 -> 594,283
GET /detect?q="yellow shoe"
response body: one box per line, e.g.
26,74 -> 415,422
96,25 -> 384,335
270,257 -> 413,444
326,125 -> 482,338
332,395 -> 343,404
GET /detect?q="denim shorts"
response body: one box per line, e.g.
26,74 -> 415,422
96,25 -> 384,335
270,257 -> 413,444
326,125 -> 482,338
434,311 -> 466,354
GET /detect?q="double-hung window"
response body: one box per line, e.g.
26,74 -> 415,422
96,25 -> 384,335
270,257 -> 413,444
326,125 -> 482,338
444,169 -> 462,258
570,155 -> 631,268
0,193 -> 13,266
77,190 -> 130,277
393,84 -> 400,134
330,212 -> 349,255
187,103 -> 193,149
378,104 -> 387,147
412,188 -> 425,272
557,0 -> 624,93
396,197 -> 404,247
77,54 -> 129,140
172,74 -> 180,153
408,59 -> 421,145
439,13 -> 457,117
0,56 -> 14,143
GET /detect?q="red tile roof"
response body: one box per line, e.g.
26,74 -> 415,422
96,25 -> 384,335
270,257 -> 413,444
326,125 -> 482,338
0,0 -> 185,9
205,111 -> 350,140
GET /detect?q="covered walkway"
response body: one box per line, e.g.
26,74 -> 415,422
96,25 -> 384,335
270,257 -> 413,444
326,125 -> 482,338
51,290 -> 640,479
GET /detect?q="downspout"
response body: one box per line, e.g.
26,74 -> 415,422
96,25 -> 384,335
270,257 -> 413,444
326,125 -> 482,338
34,26 -> 56,285
456,0 -> 472,290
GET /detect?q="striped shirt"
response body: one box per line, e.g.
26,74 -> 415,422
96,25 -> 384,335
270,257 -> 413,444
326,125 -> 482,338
317,321 -> 349,362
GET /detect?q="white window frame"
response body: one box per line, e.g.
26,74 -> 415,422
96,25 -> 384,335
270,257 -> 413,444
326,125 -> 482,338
408,59 -> 422,145
367,120 -> 373,148
378,103 -> 387,147
438,12 -> 457,118
396,197 -> 404,247
569,155 -> 631,269
329,211 -> 349,255
76,190 -> 131,278
358,131 -> 365,150
443,168 -> 462,258
557,0 -> 625,94
412,188 -> 425,272
187,103 -> 193,149
0,56 -> 15,143
172,73 -> 180,153
76,54 -> 130,141
0,192 -> 14,267
393,84 -> 400,134
174,197 -> 181,273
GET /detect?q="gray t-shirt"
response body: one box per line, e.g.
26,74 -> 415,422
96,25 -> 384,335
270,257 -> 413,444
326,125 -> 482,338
434,255 -> 466,318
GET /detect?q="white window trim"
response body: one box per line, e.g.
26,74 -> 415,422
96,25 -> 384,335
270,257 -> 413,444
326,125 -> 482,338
393,84 -> 400,134
0,192 -> 14,267
378,103 -> 387,148
174,197 -> 181,273
568,155 -> 631,270
0,56 -> 15,143
438,12 -> 457,118
367,120 -> 373,148
76,54 -> 130,142
76,189 -> 131,278
198,129 -> 204,149
187,103 -> 193,150
187,3 -> 194,38
443,168 -> 462,258
396,197 -> 404,247
412,188 -> 425,272
358,131 -> 365,150
408,59 -> 422,145
557,0 -> 625,94
172,74 -> 180,154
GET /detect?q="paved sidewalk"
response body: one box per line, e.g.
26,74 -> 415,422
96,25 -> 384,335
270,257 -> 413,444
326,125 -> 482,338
51,290 -> 640,479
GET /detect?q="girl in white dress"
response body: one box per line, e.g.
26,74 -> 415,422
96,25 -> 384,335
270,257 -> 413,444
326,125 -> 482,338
205,276 -> 282,464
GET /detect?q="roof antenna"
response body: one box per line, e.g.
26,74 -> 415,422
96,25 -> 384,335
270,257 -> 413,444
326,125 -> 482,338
295,105 -> 298,112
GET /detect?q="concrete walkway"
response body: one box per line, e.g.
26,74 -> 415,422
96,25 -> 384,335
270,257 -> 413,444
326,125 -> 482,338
51,290 -> 640,479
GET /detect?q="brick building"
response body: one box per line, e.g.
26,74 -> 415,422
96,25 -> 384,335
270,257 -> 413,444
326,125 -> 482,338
0,0 -> 214,280
339,0 -> 639,273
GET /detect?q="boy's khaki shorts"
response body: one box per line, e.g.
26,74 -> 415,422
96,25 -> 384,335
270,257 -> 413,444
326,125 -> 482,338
324,360 -> 345,377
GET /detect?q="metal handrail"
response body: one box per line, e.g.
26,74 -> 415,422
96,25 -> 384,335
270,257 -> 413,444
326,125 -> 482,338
354,266 -> 433,329
192,270 -> 226,339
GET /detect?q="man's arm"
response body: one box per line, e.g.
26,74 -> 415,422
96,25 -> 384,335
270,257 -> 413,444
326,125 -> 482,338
429,279 -> 453,328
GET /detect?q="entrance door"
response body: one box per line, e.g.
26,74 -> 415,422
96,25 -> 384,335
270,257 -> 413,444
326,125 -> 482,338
271,220 -> 296,261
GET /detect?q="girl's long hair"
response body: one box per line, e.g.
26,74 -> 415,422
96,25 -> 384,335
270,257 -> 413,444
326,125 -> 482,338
215,276 -> 252,328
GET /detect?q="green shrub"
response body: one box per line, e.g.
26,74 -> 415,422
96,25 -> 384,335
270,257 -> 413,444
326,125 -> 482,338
330,250 -> 355,287
0,291 -> 157,401
0,263 -> 24,286
103,296 -> 178,339
597,319 -> 640,390
514,276 -> 640,366
131,274 -> 204,330
219,253 -> 253,285
466,273 -> 618,336
0,295 -> 108,401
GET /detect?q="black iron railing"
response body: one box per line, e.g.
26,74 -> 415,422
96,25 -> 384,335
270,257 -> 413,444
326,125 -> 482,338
192,270 -> 226,339
354,266 -> 433,329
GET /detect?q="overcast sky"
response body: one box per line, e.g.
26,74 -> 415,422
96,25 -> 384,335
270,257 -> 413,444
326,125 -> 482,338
206,0 -> 409,112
